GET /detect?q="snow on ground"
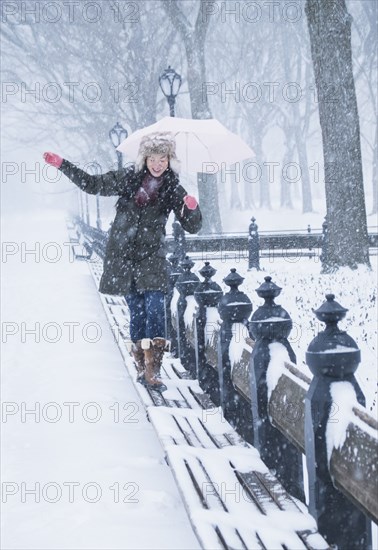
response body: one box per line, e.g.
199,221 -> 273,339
1,210 -> 200,550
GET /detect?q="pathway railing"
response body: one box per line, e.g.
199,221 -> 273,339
70,215 -> 378,267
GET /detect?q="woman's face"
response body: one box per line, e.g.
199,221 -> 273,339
146,154 -> 169,177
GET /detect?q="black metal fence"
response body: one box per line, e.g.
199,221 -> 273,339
168,259 -> 376,550
71,214 -> 378,268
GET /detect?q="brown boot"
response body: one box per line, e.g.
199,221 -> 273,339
142,337 -> 169,392
130,340 -> 146,384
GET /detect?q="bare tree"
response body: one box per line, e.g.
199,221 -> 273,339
305,0 -> 370,271
1,1 -> 176,165
350,0 -> 377,215
200,17 -> 254,211
278,23 -> 314,212
237,26 -> 277,210
161,0 -> 222,233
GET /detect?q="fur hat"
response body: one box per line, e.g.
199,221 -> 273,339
135,132 -> 180,174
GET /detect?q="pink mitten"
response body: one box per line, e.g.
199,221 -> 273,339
183,195 -> 198,210
43,152 -> 63,168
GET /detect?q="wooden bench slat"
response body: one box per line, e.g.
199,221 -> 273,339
166,445 -> 319,550
198,417 -> 236,449
188,386 -> 219,410
235,470 -> 300,514
171,452 -> 264,550
172,415 -> 206,448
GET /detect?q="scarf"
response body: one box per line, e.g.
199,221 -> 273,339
134,173 -> 164,207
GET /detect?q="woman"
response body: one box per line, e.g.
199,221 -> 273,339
43,132 -> 202,391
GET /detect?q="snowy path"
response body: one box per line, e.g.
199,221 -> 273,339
1,210 -> 200,550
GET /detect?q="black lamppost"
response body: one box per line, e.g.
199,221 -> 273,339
109,121 -> 128,171
159,66 -> 182,117
159,66 -> 185,260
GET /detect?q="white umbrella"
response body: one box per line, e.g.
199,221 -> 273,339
116,116 -> 254,173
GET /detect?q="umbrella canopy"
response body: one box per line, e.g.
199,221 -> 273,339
116,116 -> 254,173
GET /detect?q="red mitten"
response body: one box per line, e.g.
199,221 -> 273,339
183,195 -> 198,210
43,152 -> 63,168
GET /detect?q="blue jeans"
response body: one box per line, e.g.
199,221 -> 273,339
125,290 -> 166,342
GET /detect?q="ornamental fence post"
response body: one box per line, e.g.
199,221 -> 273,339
248,276 -> 304,502
217,269 -> 253,428
193,262 -> 223,406
174,256 -> 200,377
167,253 -> 183,355
305,294 -> 371,549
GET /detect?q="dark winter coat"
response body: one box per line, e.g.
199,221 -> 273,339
59,160 -> 202,295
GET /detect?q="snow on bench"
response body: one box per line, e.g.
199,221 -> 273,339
71,235 -> 329,550
149,405 -> 328,550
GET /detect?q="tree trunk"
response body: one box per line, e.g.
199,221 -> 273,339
162,0 -> 222,234
243,173 -> 255,209
361,0 -> 377,215
294,112 -> 313,213
185,37 -> 222,233
198,173 -> 222,233
255,140 -> 271,209
281,150 -> 294,209
372,124 -> 377,215
305,0 -> 370,271
229,164 -> 242,209
280,24 -> 313,213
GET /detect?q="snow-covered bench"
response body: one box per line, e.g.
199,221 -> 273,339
77,254 -> 329,549
68,221 -> 374,549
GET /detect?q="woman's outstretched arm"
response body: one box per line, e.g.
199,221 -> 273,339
43,152 -> 133,196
